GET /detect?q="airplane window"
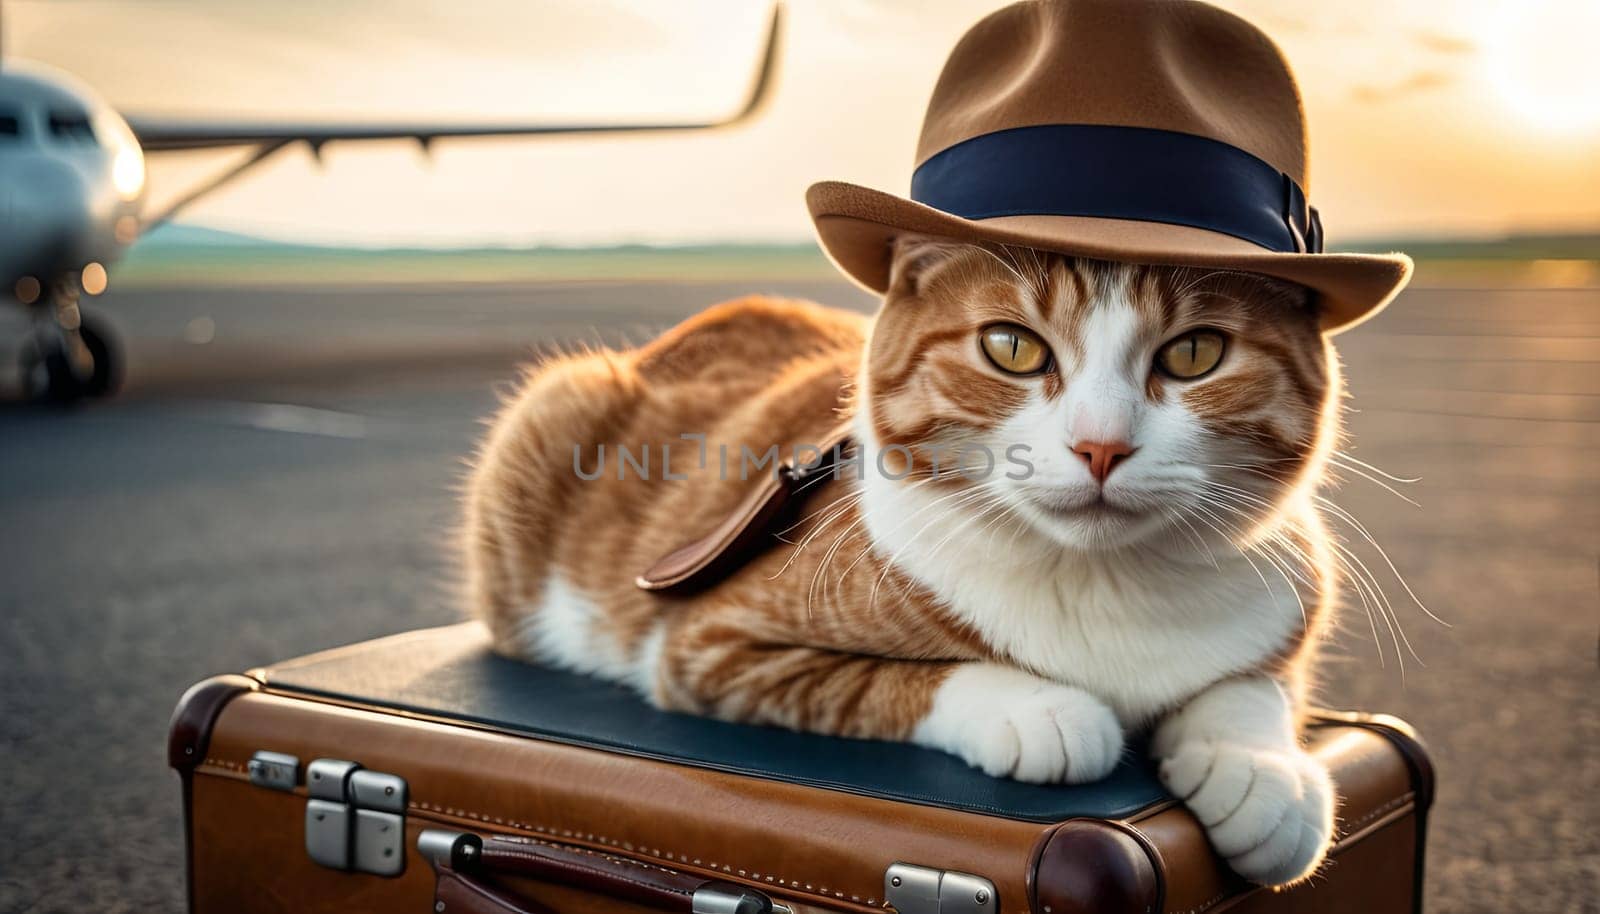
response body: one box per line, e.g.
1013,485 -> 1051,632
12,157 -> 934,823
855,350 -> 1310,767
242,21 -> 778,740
0,112 -> 20,138
48,111 -> 98,143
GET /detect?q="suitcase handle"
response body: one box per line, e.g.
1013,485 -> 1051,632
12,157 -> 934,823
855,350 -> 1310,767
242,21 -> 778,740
418,829 -> 784,914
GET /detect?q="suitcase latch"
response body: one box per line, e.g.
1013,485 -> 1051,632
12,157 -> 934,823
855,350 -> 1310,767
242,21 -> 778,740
303,757 -> 408,877
248,750 -> 300,791
885,863 -> 995,914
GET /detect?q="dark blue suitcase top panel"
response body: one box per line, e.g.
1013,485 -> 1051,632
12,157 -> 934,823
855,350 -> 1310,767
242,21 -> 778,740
255,623 -> 1170,823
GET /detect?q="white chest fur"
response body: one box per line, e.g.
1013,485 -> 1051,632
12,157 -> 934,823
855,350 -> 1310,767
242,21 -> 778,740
853,426 -> 1306,725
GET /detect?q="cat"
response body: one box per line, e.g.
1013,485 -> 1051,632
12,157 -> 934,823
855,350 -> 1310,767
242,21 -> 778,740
463,237 -> 1341,887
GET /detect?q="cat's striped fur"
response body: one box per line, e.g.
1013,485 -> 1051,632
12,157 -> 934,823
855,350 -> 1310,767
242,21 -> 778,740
465,240 -> 1342,886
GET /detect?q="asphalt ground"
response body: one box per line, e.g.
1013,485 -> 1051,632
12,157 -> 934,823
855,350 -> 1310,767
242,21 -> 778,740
0,278 -> 1595,912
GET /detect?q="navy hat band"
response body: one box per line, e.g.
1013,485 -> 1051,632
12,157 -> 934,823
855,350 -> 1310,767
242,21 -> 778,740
909,124 -> 1322,254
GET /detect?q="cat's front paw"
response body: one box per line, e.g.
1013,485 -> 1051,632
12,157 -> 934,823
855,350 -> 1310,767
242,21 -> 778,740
1159,741 -> 1335,887
914,664 -> 1124,784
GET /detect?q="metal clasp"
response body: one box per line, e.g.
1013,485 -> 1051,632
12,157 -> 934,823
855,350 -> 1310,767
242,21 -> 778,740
885,863 -> 995,914
418,828 -> 483,872
299,757 -> 408,877
693,883 -> 787,914
247,750 -> 300,791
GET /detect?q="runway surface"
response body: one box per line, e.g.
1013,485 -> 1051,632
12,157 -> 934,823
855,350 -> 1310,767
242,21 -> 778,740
1,278 -> 1595,912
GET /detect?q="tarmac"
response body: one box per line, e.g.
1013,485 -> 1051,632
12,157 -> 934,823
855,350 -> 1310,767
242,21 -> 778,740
0,278 -> 1594,912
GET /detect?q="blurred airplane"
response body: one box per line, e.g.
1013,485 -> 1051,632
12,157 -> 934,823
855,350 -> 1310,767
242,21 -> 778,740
0,6 -> 781,402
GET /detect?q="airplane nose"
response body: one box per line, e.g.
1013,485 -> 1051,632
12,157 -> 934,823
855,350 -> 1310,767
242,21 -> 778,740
2,156 -> 94,282
1071,439 -> 1136,484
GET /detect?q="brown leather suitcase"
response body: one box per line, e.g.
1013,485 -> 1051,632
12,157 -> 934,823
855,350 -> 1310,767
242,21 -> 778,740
169,624 -> 1432,914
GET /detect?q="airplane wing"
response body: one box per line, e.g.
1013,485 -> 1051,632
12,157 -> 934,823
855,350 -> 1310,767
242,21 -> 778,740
128,6 -> 780,153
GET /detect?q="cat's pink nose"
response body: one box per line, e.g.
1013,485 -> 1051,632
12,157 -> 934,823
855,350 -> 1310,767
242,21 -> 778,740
1072,439 -> 1136,484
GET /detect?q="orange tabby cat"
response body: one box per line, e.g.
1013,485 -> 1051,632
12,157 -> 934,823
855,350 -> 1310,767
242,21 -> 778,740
464,239 -> 1340,887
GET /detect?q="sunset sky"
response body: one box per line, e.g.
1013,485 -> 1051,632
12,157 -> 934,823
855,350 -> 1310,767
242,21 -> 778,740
8,0 -> 1600,247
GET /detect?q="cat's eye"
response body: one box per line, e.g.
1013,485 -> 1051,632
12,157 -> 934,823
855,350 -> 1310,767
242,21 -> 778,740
979,324 -> 1052,375
1156,329 -> 1227,380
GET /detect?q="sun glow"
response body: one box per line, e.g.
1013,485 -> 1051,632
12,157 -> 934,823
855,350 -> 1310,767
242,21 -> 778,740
1481,0 -> 1600,134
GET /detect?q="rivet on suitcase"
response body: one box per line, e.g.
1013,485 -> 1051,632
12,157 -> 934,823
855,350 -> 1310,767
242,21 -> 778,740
170,624 -> 1432,914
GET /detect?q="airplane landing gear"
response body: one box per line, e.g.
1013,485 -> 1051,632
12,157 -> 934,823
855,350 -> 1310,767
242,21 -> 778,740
18,279 -> 120,404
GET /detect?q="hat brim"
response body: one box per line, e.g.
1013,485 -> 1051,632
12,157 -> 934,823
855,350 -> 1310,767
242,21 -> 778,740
807,181 -> 1410,334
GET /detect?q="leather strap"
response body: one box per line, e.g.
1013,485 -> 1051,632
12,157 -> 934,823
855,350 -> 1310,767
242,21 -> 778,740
436,868 -> 557,914
479,837 -> 706,909
431,835 -> 774,914
636,424 -> 855,593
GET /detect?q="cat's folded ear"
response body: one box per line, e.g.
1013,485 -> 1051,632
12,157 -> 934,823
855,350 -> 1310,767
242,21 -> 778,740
887,235 -> 973,297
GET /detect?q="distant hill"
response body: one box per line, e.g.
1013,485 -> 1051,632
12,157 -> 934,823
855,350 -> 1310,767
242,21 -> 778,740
119,225 -> 841,286
117,223 -> 1597,288
131,223 -> 831,259
136,223 -> 301,249
135,223 -> 1599,259
1331,232 -> 1600,260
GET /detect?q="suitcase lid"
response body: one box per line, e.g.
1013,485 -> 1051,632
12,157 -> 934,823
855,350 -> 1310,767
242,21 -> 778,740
252,623 -> 1168,823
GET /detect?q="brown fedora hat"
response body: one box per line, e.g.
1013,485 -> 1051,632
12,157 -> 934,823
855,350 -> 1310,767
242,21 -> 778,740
808,0 -> 1411,333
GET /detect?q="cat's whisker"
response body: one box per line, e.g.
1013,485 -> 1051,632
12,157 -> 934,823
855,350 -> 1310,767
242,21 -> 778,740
1202,461 -> 1298,486
1171,268 -> 1235,301
922,491 -> 1012,567
1331,449 -> 1422,485
772,488 -> 863,542
1023,247 -> 1049,291
1205,477 -> 1445,642
835,479 -> 988,574
1247,540 -> 1309,630
976,502 -> 1025,562
1312,533 -> 1387,669
809,509 -> 876,611
861,483 -> 998,573
1202,479 -> 1276,501
1330,538 -> 1406,674
1326,454 -> 1421,508
789,486 -> 902,601
1319,522 -> 1413,670
778,470 -> 950,580
1258,531 -> 1318,588
1192,488 -> 1278,546
1178,495 -> 1244,539
813,480 -> 990,612
871,493 -> 1012,611
788,484 -> 868,528
1162,505 -> 1220,569
1205,457 -> 1303,467
1313,495 -> 1449,628
771,500 -> 866,586
1176,501 -> 1282,608
789,464 -> 847,497
995,496 -> 1034,555
863,486 -> 1003,610
972,244 -> 1034,293
895,499 -> 1007,592
1199,483 -> 1275,515
1199,485 -> 1292,541
1327,536 -> 1424,671
771,488 -> 873,579
1183,497 -> 1317,636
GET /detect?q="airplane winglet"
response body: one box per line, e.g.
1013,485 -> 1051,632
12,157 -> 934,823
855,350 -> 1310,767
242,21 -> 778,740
726,3 -> 784,127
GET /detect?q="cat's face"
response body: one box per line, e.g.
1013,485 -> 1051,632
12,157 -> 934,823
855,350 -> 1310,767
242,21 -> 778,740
862,240 -> 1337,551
